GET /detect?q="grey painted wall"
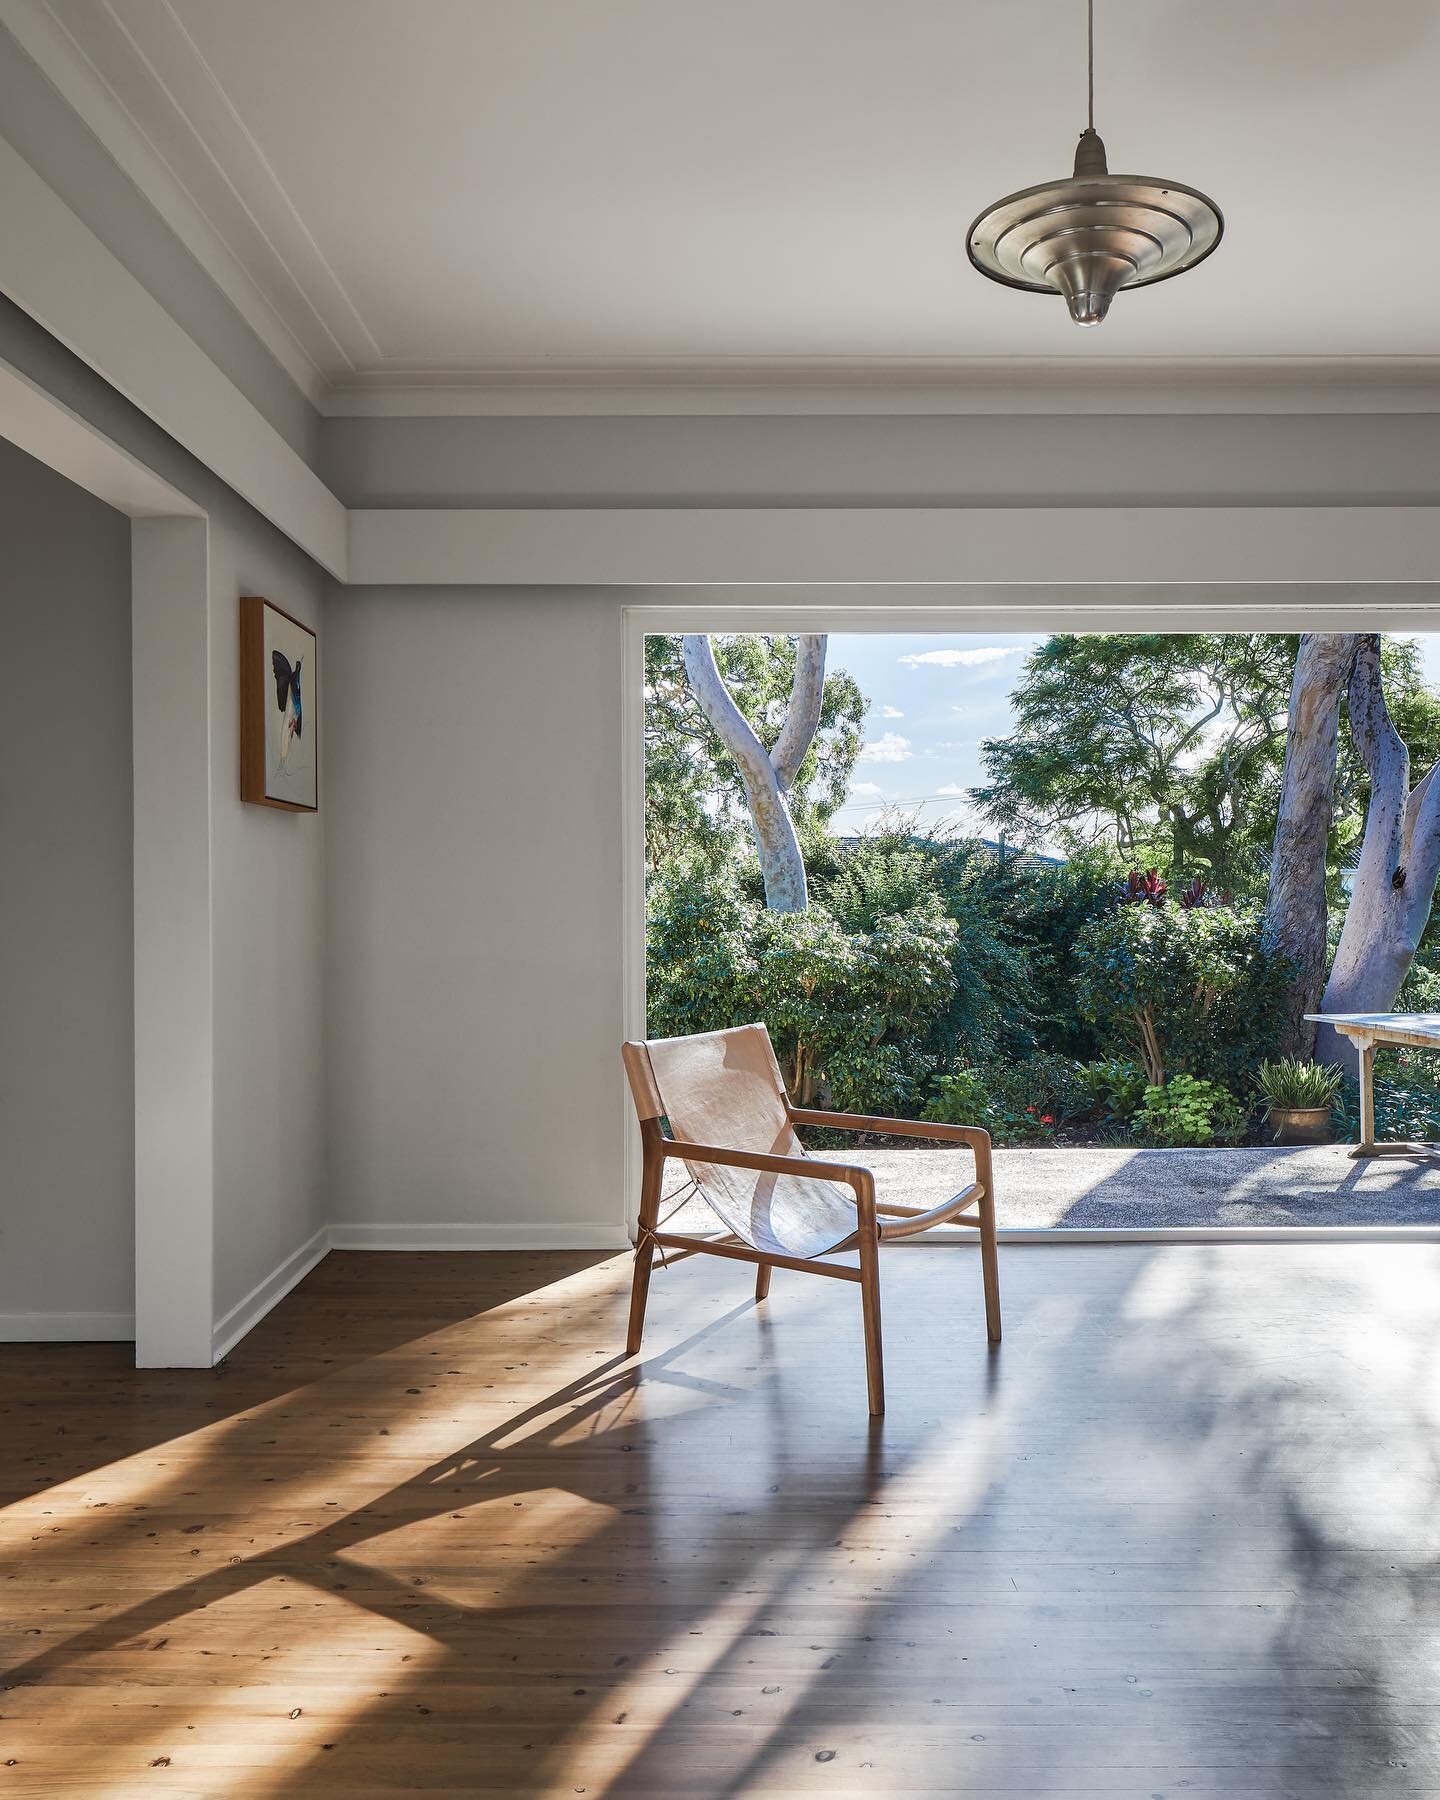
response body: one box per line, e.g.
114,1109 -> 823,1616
0,436 -> 134,1328
0,26 -> 320,466
315,404 -> 1440,1243
0,303 -> 329,1331
324,586 -> 625,1238
320,411 -> 1440,510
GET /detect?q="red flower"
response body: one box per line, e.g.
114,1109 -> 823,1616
1025,1106 -> 1035,1113
1040,1114 -> 1054,1125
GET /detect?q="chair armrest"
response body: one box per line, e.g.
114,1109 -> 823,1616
789,1108 -> 990,1152
660,1135 -> 875,1205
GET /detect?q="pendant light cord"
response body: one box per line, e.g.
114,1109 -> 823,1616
1087,0 -> 1094,130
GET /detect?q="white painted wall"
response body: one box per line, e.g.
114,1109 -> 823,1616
132,516 -> 213,1364
0,302 -> 330,1350
207,510 -> 328,1329
0,435 -> 135,1336
324,586 -> 627,1247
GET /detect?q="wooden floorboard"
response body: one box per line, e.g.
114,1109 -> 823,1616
2,1242 -> 1439,1796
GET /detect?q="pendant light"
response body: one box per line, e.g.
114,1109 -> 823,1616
966,0 -> 1222,326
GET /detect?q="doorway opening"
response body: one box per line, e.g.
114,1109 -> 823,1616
631,614 -> 1440,1236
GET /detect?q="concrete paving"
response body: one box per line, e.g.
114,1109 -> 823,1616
892,1141 -> 1440,1229
659,1141 -> 1440,1233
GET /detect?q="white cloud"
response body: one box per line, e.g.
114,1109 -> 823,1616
936,783 -> 970,797
857,731 -> 913,764
850,781 -> 884,798
880,704 -> 905,719
899,646 -> 1021,669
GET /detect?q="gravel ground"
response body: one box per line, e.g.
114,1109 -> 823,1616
659,1141 -> 1440,1232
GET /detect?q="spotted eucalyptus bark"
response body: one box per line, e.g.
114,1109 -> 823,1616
1315,636 -> 1440,1069
681,634 -> 826,913
1263,634 -> 1362,1055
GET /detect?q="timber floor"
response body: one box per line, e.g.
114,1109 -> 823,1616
2,1242 -> 1439,1797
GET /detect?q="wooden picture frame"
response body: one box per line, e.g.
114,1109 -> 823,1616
240,594 -> 318,812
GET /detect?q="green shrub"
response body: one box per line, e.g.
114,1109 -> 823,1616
1256,1058 -> 1342,1112
1134,1074 -> 1248,1147
922,1068 -> 993,1128
646,852 -> 957,1118
923,1054 -> 1087,1145
987,1054 -> 1089,1129
984,847 -> 1127,1059
924,1068 -> 1048,1145
1072,899 -> 1289,1089
816,832 -> 1033,1065
1332,1047 -> 1440,1144
1077,1058 -> 1149,1123
1397,955 -> 1440,1014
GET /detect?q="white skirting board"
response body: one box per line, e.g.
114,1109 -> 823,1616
327,1222 -> 632,1252
213,1223 -> 629,1359
210,1224 -> 332,1364
0,1225 -> 631,1359
0,1310 -> 135,1341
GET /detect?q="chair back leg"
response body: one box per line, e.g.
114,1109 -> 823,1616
858,1226 -> 885,1415
754,1262 -> 773,1302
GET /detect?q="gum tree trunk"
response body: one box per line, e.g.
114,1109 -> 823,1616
681,634 -> 827,913
1263,634 -> 1361,1054
1315,636 -> 1440,1069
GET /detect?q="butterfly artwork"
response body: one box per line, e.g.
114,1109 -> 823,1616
242,595 -> 318,810
272,649 -> 303,764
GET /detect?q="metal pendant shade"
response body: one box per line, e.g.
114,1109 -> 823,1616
966,6 -> 1222,326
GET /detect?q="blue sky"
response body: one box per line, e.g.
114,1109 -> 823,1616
825,632 -> 1440,842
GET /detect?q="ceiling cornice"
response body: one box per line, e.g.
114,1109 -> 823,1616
0,0 -> 332,404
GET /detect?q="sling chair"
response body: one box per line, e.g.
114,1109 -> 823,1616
621,1022 -> 1001,1414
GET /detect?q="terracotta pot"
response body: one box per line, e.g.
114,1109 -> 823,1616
1268,1105 -> 1332,1146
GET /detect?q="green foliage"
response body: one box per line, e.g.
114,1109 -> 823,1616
988,1054 -> 1090,1129
936,841 -> 1122,1061
1078,1058 -> 1149,1123
1332,1048 -> 1440,1144
815,829 -> 1035,1065
646,852 -> 956,1117
972,632 -> 1440,905
644,634 -> 866,869
1396,950 -> 1440,1014
1256,1058 -> 1342,1111
1135,1075 -> 1248,1147
972,633 -> 1296,894
922,1054 -> 1088,1146
646,630 -> 1440,1140
1072,898 -> 1289,1087
922,1068 -> 995,1129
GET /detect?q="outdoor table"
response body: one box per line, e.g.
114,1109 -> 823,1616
1306,1012 -> 1440,1157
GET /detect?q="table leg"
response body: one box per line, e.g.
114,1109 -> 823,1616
1354,1040 -> 1376,1156
1341,1029 -> 1438,1160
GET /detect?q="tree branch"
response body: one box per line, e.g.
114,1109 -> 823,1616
681,634 -> 808,912
769,634 -> 827,792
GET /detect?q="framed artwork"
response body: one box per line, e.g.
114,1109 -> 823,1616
240,595 -> 318,811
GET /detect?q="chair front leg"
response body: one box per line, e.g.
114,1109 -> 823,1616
854,1175 -> 885,1415
975,1134 -> 1001,1343
627,1123 -> 664,1356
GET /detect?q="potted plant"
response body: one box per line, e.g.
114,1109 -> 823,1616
1256,1059 -> 1342,1145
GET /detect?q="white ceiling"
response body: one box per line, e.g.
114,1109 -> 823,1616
19,0 -> 1440,407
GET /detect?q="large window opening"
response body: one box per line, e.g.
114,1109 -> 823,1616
642,626 -> 1440,1232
